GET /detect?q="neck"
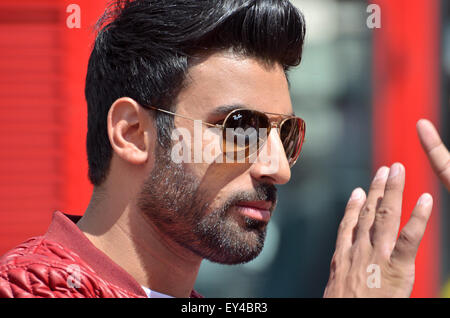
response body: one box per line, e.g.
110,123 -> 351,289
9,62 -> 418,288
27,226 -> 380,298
77,187 -> 202,298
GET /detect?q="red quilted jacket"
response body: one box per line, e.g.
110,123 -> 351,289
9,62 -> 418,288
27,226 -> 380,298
0,211 -> 202,298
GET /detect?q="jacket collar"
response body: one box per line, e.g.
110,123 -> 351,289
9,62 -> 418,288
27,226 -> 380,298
45,211 -> 203,298
44,211 -> 148,297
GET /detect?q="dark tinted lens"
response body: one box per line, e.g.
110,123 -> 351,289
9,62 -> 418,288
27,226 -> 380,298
222,109 -> 269,158
224,109 -> 269,131
280,118 -> 304,166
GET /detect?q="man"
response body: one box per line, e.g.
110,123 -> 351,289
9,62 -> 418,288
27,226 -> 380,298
0,0 -> 445,298
323,119 -> 449,297
416,119 -> 450,298
417,119 -> 450,192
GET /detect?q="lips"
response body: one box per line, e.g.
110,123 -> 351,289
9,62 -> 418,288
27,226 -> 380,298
235,201 -> 273,222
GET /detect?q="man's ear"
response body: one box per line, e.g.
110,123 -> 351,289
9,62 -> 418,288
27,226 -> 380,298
107,97 -> 154,165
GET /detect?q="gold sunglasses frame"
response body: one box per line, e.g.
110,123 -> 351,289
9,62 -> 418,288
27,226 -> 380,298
140,104 -> 306,166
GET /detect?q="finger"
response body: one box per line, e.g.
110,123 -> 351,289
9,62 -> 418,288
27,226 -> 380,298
371,163 -> 405,257
354,166 -> 390,243
391,193 -> 433,265
335,187 -> 366,252
417,119 -> 450,191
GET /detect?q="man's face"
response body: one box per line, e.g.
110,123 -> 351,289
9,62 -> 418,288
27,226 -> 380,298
137,52 -> 293,264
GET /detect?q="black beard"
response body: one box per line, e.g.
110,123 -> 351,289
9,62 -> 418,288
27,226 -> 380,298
136,144 -> 277,265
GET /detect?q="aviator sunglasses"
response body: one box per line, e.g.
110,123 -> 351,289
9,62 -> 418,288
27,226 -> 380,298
141,105 -> 306,167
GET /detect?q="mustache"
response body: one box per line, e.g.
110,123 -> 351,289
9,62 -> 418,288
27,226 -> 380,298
219,183 -> 278,213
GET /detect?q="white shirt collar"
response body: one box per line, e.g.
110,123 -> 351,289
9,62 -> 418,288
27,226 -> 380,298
141,285 -> 174,298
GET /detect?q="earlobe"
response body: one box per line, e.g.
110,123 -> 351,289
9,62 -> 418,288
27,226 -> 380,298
107,97 -> 151,165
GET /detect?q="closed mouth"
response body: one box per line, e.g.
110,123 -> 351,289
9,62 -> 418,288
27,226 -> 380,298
234,201 -> 273,222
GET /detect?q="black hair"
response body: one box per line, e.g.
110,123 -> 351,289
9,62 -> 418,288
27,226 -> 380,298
85,0 -> 306,186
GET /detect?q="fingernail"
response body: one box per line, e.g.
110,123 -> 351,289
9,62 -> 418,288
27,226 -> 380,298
374,166 -> 389,181
350,188 -> 364,201
418,193 -> 432,206
388,163 -> 403,178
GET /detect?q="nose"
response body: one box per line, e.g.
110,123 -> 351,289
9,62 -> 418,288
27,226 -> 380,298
249,128 -> 291,185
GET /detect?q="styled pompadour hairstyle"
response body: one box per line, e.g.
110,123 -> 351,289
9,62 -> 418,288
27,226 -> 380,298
85,0 -> 306,186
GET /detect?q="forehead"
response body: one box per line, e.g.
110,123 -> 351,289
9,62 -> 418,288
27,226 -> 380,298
175,52 -> 293,118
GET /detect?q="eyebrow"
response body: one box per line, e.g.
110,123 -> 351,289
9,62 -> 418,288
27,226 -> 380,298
209,104 -> 247,117
208,104 -> 296,118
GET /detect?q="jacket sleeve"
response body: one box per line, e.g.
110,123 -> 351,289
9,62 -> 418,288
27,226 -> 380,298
0,262 -> 95,298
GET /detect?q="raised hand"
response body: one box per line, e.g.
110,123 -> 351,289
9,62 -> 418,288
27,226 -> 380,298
324,163 -> 433,297
416,119 -> 450,191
